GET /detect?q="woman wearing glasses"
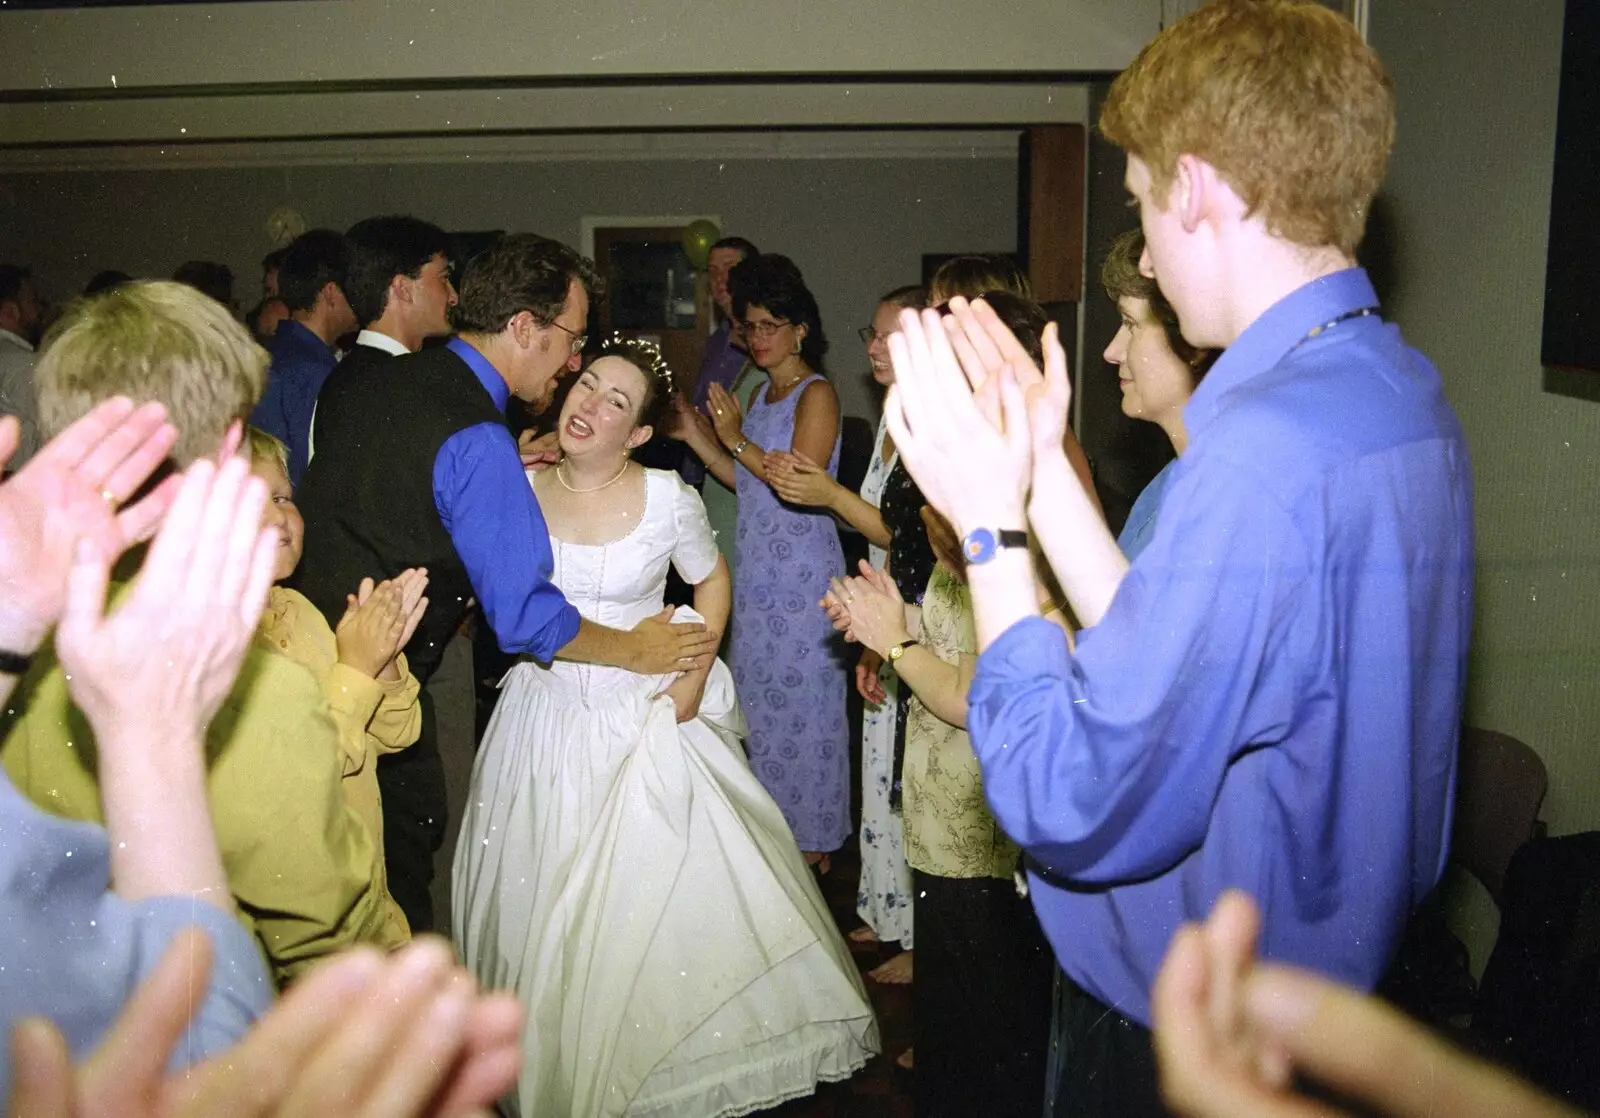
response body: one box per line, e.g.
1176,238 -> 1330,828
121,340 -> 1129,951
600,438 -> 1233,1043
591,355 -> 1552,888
766,284 -> 924,979
678,254 -> 850,873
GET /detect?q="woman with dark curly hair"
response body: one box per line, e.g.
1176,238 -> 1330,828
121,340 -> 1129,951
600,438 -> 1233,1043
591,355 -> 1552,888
679,254 -> 850,871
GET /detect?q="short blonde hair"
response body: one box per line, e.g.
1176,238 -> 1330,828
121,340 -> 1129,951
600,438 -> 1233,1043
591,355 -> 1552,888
1100,0 -> 1394,254
245,425 -> 289,477
36,280 -> 268,465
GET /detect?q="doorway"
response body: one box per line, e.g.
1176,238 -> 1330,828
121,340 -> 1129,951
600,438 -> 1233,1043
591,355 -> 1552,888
588,222 -> 715,398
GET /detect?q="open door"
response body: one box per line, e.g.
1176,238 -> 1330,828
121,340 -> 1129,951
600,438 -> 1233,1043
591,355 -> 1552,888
590,224 -> 711,397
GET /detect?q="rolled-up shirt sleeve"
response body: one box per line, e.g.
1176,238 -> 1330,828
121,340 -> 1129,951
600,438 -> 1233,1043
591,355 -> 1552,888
967,460 -> 1311,886
433,421 -> 581,661
0,776 -> 270,1096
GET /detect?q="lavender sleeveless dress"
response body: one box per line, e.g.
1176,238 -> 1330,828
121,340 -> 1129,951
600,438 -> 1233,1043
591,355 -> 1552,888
730,373 -> 851,852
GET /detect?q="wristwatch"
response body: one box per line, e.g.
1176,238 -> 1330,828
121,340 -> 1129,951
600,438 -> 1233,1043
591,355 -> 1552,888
887,639 -> 919,663
961,527 -> 1029,564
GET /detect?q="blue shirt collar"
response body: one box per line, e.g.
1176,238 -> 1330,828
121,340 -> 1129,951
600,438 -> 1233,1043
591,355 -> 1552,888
446,336 -> 511,413
271,317 -> 333,360
1184,267 -> 1380,439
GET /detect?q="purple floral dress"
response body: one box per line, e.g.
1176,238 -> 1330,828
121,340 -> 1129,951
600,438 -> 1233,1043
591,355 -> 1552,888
730,373 -> 851,852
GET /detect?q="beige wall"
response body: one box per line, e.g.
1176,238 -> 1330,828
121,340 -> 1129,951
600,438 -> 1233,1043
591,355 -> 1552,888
1371,0 -> 1585,964
1373,0 -> 1590,831
0,0 -> 1116,147
0,1 -> 1154,90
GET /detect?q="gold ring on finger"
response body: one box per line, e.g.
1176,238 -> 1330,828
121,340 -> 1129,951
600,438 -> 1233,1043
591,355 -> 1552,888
100,489 -> 118,508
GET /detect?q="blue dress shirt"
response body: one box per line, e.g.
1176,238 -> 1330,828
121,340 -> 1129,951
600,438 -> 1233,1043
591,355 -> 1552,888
434,338 -> 581,660
0,770 -> 269,1098
252,319 -> 337,486
1116,457 -> 1178,563
971,269 -> 1474,1026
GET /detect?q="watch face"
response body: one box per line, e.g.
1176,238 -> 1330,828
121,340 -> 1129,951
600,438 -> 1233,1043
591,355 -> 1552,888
963,527 -> 997,564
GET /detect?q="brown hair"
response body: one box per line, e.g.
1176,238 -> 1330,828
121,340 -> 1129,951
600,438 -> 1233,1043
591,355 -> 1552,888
1100,230 -> 1217,375
1100,0 -> 1393,254
877,284 -> 926,311
36,281 -> 267,464
453,233 -> 602,335
927,255 -> 1031,305
586,334 -> 675,432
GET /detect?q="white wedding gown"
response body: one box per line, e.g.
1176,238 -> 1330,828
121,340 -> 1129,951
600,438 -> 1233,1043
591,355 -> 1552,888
453,469 -> 878,1118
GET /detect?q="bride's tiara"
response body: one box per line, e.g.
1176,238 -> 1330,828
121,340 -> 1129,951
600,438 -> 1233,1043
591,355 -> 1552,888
593,333 -> 676,399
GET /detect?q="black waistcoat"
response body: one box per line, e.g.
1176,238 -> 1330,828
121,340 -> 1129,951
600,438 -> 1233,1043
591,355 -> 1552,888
294,343 -> 505,683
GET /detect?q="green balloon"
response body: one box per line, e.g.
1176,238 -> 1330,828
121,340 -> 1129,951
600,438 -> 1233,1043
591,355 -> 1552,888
681,219 -> 721,270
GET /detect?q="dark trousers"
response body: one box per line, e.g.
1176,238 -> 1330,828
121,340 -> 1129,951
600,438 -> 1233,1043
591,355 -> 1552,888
377,689 -> 449,933
1046,969 -> 1169,1117
913,869 -> 1054,1118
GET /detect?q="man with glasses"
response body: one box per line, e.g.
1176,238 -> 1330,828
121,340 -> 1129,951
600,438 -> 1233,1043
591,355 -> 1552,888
295,234 -> 718,934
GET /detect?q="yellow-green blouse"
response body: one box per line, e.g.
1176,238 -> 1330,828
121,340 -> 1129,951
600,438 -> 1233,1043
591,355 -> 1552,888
902,564 -> 1020,881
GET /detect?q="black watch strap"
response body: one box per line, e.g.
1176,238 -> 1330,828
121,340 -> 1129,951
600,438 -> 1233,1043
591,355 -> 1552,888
997,529 -> 1029,550
0,647 -> 33,676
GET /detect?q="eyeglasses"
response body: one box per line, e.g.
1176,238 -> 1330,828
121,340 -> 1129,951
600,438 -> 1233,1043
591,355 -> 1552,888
858,326 -> 885,345
548,320 -> 588,355
738,318 -> 792,340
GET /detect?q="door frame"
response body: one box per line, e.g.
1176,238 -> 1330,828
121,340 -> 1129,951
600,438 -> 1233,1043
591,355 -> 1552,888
578,214 -> 722,262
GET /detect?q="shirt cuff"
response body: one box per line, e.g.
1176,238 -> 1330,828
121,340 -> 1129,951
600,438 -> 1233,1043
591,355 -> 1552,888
971,615 -> 1072,696
532,601 -> 584,662
325,663 -> 384,770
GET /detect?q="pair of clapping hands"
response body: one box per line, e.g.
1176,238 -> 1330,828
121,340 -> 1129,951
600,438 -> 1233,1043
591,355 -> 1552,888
817,563 -> 913,708
0,401 -> 519,1118
880,297 -> 1073,547
336,568 -> 429,681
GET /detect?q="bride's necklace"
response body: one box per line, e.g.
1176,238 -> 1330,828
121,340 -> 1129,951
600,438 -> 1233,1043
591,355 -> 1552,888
556,458 -> 630,494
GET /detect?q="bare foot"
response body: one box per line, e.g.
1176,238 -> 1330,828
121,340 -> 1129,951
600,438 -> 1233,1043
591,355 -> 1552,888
869,949 -> 913,985
895,1047 -> 914,1070
848,925 -> 881,945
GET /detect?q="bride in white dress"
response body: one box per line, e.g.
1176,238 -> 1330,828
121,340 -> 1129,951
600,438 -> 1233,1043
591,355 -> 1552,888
453,338 -> 878,1118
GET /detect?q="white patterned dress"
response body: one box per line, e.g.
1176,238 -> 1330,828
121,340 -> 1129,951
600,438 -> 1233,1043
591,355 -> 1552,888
854,415 -> 915,947
453,469 -> 878,1118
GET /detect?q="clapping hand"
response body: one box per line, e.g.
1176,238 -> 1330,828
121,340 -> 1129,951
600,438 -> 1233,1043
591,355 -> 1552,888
664,393 -> 712,444
338,569 -> 429,681
765,449 -> 836,508
54,454 -> 277,747
883,302 -> 1035,542
704,383 -> 746,449
0,398 -> 180,656
6,930 -> 523,1118
821,561 -> 911,657
855,647 -> 887,706
937,296 -> 1076,505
